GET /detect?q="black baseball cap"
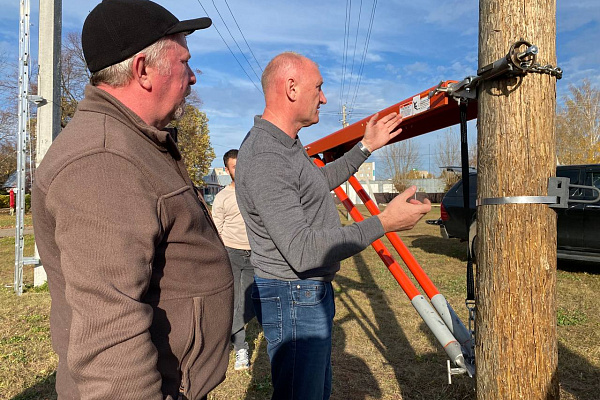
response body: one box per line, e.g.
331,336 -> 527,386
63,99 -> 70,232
82,0 -> 212,73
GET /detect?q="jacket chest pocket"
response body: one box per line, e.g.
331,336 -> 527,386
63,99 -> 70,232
159,186 -> 217,238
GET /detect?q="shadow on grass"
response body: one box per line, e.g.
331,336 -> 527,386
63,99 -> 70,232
333,252 -> 412,399
557,258 -> 600,275
11,372 -> 57,400
410,235 -> 468,261
558,341 -> 600,399
415,326 -> 600,399
412,236 -> 600,274
338,252 -> 476,399
243,319 -> 273,400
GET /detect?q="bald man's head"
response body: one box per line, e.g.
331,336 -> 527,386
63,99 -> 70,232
261,52 -> 317,95
260,52 -> 327,134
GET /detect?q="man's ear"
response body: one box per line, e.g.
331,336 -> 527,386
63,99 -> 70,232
285,77 -> 297,101
132,53 -> 152,90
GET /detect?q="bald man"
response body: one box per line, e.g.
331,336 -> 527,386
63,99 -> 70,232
235,52 -> 431,400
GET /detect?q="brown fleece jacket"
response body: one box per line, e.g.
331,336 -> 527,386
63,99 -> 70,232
32,85 -> 233,400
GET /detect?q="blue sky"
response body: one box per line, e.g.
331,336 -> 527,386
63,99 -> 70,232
1,0 -> 598,176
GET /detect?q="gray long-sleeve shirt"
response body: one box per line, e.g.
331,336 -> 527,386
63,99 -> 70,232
236,116 -> 385,281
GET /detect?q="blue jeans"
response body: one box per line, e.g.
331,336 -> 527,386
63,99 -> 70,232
252,276 -> 335,400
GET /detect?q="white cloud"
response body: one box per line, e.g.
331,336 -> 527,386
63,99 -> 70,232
1,0 -> 597,171
405,62 -> 430,75
557,1 -> 600,32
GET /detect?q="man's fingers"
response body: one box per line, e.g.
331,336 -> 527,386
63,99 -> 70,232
381,115 -> 402,136
368,113 -> 379,126
397,185 -> 417,201
379,112 -> 398,123
378,113 -> 401,128
385,115 -> 402,128
387,115 -> 403,138
388,127 -> 403,140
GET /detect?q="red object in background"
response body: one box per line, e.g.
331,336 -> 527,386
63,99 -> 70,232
440,203 -> 449,222
9,189 -> 15,210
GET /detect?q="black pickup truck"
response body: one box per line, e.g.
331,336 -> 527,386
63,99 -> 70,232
430,164 -> 600,263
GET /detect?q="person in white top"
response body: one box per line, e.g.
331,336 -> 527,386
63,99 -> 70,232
212,149 -> 255,371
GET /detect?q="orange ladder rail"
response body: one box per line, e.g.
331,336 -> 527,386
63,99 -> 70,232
313,159 -> 471,377
346,175 -> 474,362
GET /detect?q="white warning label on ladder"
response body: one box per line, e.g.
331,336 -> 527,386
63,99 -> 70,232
400,95 -> 430,118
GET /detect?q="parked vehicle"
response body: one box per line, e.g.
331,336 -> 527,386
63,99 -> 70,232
428,164 -> 600,263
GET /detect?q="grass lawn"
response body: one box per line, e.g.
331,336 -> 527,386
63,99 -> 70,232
1,208 -> 598,399
0,212 -> 33,229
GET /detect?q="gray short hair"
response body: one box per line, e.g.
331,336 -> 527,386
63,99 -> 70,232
90,34 -> 180,87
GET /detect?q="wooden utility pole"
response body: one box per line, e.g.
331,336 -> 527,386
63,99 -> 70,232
476,1 -> 558,399
33,0 -> 62,287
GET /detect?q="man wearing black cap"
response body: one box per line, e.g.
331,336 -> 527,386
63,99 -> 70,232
32,1 -> 233,399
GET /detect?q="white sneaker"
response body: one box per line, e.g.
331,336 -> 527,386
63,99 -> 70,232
234,347 -> 250,371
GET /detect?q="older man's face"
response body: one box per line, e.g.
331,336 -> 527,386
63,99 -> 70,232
152,35 -> 196,128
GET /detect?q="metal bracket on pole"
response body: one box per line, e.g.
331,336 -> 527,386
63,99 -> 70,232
27,94 -> 46,105
547,177 -> 600,208
477,195 -> 557,206
476,177 -> 600,208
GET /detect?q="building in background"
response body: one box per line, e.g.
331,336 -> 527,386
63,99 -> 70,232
207,160 -> 447,206
355,162 -> 375,182
202,168 -> 232,204
340,162 -> 446,205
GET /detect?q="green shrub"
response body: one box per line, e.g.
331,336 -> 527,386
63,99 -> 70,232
0,194 -> 31,211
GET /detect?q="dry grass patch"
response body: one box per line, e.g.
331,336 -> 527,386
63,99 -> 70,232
1,209 -> 599,399
0,213 -> 32,229
0,235 -> 57,400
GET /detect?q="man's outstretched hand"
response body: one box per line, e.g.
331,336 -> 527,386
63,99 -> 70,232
361,112 -> 403,152
377,186 -> 432,233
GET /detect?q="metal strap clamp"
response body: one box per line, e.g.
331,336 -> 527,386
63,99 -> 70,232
477,177 -> 600,209
477,195 -> 556,206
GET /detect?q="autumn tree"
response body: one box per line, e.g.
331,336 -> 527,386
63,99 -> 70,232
434,129 -> 461,190
469,140 -> 477,169
378,139 -> 421,192
0,92 -> 17,186
0,56 -> 18,138
556,79 -> 600,165
60,32 -> 89,127
170,105 -> 215,186
433,128 -> 478,191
